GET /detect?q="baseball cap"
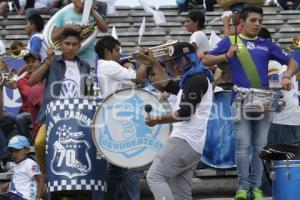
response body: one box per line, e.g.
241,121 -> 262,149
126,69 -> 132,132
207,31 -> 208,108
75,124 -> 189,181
23,52 -> 41,62
231,3 -> 245,13
7,135 -> 30,150
164,42 -> 196,62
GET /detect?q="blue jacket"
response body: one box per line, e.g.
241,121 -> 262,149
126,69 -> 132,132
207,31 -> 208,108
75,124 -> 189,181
39,54 -> 91,122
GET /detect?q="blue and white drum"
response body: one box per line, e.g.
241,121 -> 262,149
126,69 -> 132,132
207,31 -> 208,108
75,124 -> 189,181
201,90 -> 236,169
271,160 -> 300,200
92,88 -> 171,169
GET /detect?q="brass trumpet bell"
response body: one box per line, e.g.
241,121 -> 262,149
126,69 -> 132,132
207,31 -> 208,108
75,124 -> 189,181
124,40 -> 179,65
0,41 -> 28,59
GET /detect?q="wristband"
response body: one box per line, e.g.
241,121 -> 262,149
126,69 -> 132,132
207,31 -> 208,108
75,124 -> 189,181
282,75 -> 291,80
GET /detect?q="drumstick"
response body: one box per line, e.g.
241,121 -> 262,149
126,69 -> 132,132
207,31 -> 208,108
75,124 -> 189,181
144,104 -> 152,120
233,10 -> 239,44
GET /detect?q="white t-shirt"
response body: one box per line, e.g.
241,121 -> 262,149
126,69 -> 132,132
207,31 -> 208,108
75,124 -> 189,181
268,60 -> 300,125
97,59 -> 136,98
171,79 -> 213,153
34,0 -> 52,8
60,60 -> 81,99
8,158 -> 41,200
189,30 -> 211,54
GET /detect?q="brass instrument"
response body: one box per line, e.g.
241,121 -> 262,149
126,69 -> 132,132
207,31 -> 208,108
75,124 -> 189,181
123,40 -> 179,65
0,41 -> 28,59
0,60 -> 17,86
50,25 -> 95,50
286,36 -> 300,51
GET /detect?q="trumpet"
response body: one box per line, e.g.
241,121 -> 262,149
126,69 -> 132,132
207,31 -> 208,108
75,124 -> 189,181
0,41 -> 28,59
0,60 -> 17,86
122,40 -> 179,65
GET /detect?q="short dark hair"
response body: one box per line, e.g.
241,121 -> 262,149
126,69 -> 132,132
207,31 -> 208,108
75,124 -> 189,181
27,15 -> 44,32
239,5 -> 263,20
186,10 -> 205,30
95,36 -> 121,59
61,28 -> 81,42
258,27 -> 272,40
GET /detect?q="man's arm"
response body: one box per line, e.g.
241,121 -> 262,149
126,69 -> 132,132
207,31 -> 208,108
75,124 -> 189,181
29,48 -> 54,86
281,58 -> 299,90
202,44 -> 238,66
91,9 -> 108,33
34,174 -> 44,199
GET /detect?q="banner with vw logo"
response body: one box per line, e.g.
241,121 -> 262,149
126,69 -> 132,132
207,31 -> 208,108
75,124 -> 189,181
45,98 -> 106,197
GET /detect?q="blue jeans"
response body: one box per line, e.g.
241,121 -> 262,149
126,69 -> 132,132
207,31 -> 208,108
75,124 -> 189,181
15,112 -> 32,144
0,192 -> 25,200
105,164 -> 140,200
234,110 -> 271,190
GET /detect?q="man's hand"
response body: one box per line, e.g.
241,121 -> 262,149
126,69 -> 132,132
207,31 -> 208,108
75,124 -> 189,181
63,24 -> 81,32
145,116 -> 159,127
45,48 -> 55,65
281,76 -> 293,90
226,44 -> 239,59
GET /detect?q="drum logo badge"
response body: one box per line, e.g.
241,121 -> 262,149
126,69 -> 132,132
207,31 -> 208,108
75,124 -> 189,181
99,95 -> 164,158
51,124 -> 91,179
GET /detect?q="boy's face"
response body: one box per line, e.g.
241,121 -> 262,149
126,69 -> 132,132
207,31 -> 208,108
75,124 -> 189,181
25,21 -> 34,35
9,148 -> 29,162
241,12 -> 263,37
25,57 -> 40,74
60,36 -> 81,60
105,44 -> 121,63
184,18 -> 198,32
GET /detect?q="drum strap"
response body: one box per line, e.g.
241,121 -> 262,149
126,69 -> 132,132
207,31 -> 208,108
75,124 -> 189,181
229,35 -> 263,89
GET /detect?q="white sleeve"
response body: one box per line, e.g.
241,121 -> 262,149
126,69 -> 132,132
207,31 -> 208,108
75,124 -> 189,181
105,62 -> 136,81
28,161 -> 41,177
189,31 -> 211,52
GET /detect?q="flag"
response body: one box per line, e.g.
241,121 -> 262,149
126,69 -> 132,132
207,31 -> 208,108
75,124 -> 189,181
138,0 -> 166,26
107,0 -> 117,16
138,17 -> 146,45
81,0 -> 93,25
111,26 -> 118,40
209,30 -> 221,49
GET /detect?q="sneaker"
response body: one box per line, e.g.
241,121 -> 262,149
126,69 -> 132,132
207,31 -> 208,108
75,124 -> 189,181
235,189 -> 248,200
252,188 -> 263,200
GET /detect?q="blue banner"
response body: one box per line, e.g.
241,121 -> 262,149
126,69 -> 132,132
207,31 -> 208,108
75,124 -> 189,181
45,98 -> 106,198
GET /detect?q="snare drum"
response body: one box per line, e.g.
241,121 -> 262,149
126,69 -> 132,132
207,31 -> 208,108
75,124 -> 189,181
271,160 -> 300,200
234,86 -> 285,112
92,88 -> 171,169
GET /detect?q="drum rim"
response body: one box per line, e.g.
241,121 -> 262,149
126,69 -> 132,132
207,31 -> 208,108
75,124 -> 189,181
91,87 -> 171,169
272,160 -> 300,168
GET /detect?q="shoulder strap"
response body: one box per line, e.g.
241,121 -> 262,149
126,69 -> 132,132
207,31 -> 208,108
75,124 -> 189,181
229,36 -> 262,88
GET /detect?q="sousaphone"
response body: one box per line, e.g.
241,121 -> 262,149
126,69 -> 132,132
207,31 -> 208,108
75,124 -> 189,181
43,1 -> 102,53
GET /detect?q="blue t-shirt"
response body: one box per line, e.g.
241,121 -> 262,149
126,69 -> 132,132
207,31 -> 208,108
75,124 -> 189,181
54,9 -> 96,65
208,35 -> 290,89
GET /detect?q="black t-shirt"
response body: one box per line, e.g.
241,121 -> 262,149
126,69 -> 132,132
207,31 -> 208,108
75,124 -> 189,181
164,74 -> 209,119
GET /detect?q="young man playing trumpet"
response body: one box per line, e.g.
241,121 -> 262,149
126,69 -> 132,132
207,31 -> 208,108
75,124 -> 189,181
95,35 -> 150,200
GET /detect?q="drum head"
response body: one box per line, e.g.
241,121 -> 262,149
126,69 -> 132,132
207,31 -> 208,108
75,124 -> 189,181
92,88 -> 170,168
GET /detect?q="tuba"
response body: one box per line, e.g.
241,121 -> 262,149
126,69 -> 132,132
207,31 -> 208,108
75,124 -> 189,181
42,1 -> 102,53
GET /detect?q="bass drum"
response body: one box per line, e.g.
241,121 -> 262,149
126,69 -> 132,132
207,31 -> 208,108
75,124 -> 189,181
92,88 -> 171,169
43,3 -> 99,53
201,90 -> 236,169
